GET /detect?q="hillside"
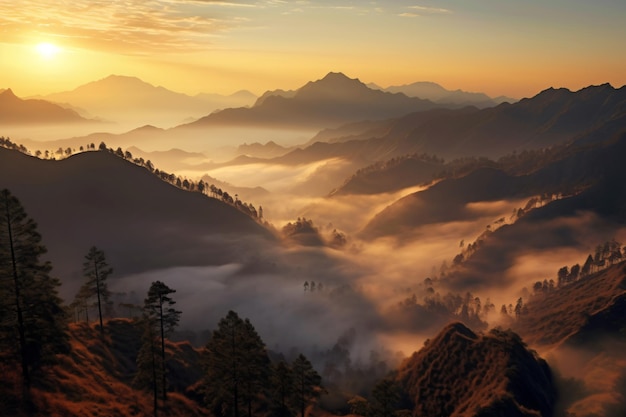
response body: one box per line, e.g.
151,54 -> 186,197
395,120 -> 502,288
361,129 -> 626,240
514,263 -> 626,348
180,72 -> 445,130
0,89 -> 95,124
330,154 -> 443,196
0,147 -> 274,299
0,319 -> 206,417
396,322 -> 556,417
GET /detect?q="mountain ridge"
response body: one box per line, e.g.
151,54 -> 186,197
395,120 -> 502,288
0,88 -> 97,124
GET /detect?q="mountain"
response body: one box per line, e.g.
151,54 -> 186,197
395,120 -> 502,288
180,72 -> 446,130
396,322 -> 556,417
0,88 -> 96,124
0,147 -> 273,299
236,141 -> 291,158
293,83 -> 626,162
41,75 -> 256,127
361,127 -> 626,241
380,81 -> 516,108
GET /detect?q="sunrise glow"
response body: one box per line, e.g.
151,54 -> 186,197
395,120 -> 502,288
35,42 -> 60,60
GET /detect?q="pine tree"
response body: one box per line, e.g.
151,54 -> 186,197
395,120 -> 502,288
0,189 -> 69,398
82,246 -> 113,336
270,361 -> 294,417
370,379 -> 400,417
291,354 -> 323,417
143,281 -> 181,402
202,311 -> 271,417
134,319 -> 163,417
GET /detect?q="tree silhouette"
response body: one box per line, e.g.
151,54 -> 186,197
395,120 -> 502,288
291,354 -> 323,417
142,281 -> 181,402
271,361 -> 294,417
370,379 -> 401,417
134,319 -> 162,417
82,246 -> 113,336
202,311 -> 271,417
0,189 -> 69,399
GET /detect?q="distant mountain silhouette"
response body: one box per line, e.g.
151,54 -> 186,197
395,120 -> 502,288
236,141 -> 291,158
375,81 -> 516,108
180,72 -> 446,129
0,147 -> 273,299
294,83 -> 626,161
396,322 -> 556,417
41,75 -> 256,127
0,88 -> 95,124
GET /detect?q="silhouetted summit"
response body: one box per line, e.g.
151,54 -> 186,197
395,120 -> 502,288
181,72 -> 444,129
397,322 -> 556,417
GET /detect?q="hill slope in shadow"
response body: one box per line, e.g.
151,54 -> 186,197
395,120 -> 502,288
0,147 -> 274,299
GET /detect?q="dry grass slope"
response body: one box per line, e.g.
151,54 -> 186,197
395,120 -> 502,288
396,322 -> 556,417
1,319 -> 207,417
515,263 -> 626,348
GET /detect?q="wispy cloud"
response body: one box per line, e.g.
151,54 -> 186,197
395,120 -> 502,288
409,5 -> 451,14
0,0 -> 258,54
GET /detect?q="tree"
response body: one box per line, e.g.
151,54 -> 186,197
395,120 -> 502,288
291,354 -> 323,417
370,379 -> 401,417
0,189 -> 69,398
142,281 -> 181,402
582,254 -> 594,276
271,361 -> 294,417
70,282 -> 94,323
82,246 -> 113,336
202,311 -> 271,417
134,319 -> 162,417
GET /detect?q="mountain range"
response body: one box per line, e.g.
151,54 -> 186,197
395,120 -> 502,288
0,88 -> 96,124
38,75 -> 257,128
370,81 -> 516,108
266,83 -> 626,167
178,72 -> 447,130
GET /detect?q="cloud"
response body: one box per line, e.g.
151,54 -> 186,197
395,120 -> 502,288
408,5 -> 451,14
0,0 -> 249,53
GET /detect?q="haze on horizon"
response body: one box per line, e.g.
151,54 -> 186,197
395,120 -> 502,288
1,0 -> 625,99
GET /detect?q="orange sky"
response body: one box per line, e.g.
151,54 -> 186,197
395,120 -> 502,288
1,1 -> 625,99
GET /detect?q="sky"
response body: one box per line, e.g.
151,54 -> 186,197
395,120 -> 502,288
1,0 -> 625,98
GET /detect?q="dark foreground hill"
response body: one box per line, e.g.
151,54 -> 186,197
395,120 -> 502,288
396,322 -> 556,417
0,147 -> 274,298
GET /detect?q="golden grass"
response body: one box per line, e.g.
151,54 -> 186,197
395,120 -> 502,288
5,319 -> 210,417
515,263 -> 626,347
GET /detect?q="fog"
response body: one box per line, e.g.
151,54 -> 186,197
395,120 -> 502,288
9,120 -> 626,410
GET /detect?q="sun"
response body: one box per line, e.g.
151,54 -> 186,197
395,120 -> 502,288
36,42 -> 61,59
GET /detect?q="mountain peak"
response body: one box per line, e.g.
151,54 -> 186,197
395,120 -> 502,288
0,88 -> 17,99
295,72 -> 371,100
